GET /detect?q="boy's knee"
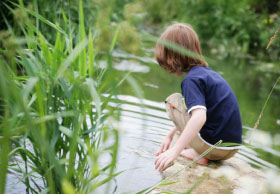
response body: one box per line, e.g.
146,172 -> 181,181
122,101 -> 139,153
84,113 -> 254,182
165,93 -> 184,113
165,93 -> 189,131
205,149 -> 238,160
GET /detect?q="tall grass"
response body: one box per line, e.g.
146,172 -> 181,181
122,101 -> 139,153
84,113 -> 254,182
0,0 -> 130,193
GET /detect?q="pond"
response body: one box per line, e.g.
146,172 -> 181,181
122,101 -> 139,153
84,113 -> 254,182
6,50 -> 280,193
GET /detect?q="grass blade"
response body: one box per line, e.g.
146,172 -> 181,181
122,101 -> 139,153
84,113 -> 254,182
79,0 -> 87,77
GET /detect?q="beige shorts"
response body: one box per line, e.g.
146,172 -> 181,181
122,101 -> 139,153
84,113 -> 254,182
165,93 -> 238,160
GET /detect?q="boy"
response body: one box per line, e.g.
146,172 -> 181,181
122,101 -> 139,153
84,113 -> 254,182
154,23 -> 242,171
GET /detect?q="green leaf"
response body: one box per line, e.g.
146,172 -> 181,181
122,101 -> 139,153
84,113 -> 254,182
79,0 -> 87,77
55,38 -> 88,81
39,33 -> 53,68
62,179 -> 76,194
110,27 -> 119,53
86,78 -> 101,116
159,181 -> 179,186
22,77 -> 38,105
88,30 -> 94,77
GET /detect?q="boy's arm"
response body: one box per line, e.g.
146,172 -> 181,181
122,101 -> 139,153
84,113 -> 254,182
154,126 -> 178,156
155,108 -> 206,171
168,126 -> 178,137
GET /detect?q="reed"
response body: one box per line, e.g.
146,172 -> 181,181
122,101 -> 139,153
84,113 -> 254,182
0,0 -> 129,193
248,28 -> 280,144
266,28 -> 280,50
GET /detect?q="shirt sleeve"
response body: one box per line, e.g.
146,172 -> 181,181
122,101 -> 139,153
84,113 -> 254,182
181,78 -> 207,114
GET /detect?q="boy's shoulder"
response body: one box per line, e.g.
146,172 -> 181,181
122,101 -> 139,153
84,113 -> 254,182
182,65 -> 230,92
185,65 -> 224,81
182,66 -> 213,84
185,65 -> 212,78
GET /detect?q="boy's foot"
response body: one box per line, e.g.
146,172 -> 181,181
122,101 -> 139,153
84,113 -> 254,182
180,148 -> 208,165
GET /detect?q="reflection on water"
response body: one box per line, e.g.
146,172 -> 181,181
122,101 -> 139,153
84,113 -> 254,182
97,60 -> 150,73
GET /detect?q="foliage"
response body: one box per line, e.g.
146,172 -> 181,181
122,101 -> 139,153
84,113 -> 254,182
133,0 -> 280,60
2,0 -> 280,59
0,0 -> 133,43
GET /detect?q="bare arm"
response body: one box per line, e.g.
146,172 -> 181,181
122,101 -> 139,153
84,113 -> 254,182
172,109 -> 206,153
154,126 -> 178,156
167,126 -> 178,138
155,108 -> 206,171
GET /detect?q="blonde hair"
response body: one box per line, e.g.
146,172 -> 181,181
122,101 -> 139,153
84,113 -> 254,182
155,22 -> 208,73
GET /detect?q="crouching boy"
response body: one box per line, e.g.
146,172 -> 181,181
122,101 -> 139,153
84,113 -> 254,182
154,23 -> 242,171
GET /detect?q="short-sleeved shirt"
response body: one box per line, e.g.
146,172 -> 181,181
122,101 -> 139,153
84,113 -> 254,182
181,66 -> 242,145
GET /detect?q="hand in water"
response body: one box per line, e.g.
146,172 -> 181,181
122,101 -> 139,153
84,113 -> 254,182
155,147 -> 180,171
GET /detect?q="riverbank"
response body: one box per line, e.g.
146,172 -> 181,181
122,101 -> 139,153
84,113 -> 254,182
152,156 -> 267,194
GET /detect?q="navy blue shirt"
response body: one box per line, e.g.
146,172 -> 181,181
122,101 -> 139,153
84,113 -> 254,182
181,66 -> 242,145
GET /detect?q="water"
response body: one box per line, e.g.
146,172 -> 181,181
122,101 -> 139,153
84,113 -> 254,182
108,94 -> 279,193
6,50 -> 280,193
108,49 -> 280,193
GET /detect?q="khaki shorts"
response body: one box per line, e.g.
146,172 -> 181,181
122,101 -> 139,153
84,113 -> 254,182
165,93 -> 238,160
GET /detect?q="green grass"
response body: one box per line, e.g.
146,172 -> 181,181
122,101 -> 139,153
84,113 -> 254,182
0,0 -> 131,193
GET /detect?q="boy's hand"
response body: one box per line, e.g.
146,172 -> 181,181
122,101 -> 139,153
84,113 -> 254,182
155,147 -> 180,171
154,135 -> 172,156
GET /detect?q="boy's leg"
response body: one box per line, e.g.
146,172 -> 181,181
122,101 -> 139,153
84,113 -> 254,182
165,93 -> 187,148
165,93 -> 238,161
189,135 -> 238,160
165,93 -> 189,148
165,93 -> 189,132
165,93 -> 208,164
